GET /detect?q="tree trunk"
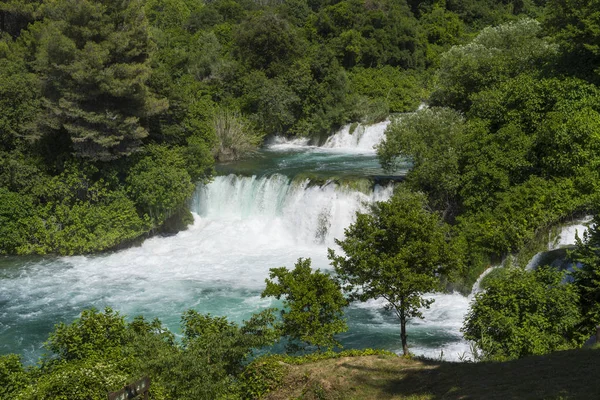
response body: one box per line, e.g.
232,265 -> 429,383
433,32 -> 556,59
400,308 -> 408,356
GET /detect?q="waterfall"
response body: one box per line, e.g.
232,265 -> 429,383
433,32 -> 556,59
192,174 -> 393,246
322,121 -> 390,152
267,120 -> 390,153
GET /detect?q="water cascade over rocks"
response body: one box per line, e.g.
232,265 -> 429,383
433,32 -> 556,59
0,121 -> 472,364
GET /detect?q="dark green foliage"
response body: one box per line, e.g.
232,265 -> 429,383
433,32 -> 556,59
463,267 -> 581,361
235,11 -> 303,72
0,55 -> 40,151
33,0 -> 168,161
329,188 -> 458,355
262,258 -> 348,352
570,214 -> 600,337
544,0 -> 600,83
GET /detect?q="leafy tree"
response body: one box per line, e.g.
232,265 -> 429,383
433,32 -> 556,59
570,214 -> 600,337
329,188 -> 457,355
126,144 -> 194,225
45,307 -> 127,362
165,309 -> 279,398
262,258 -> 348,352
377,107 -> 465,218
0,54 -> 40,151
235,11 -> 302,72
462,266 -> 581,361
33,0 -> 168,161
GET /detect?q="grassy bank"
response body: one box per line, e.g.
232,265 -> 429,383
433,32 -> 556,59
265,348 -> 600,399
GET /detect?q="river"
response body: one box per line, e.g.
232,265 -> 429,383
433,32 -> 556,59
0,121 -> 472,364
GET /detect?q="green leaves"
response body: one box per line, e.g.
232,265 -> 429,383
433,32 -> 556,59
463,267 -> 581,361
262,258 -> 348,353
378,107 -> 465,215
45,308 -> 127,362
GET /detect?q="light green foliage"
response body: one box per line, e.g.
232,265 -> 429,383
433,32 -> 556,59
458,176 -> 584,255
0,354 -> 29,399
431,18 -> 557,111
34,0 -> 168,161
17,359 -> 128,400
127,144 -> 195,225
378,107 -> 465,215
419,5 -> 466,64
570,213 -> 600,337
46,308 -> 127,362
329,188 -> 457,355
0,188 -> 37,254
463,266 -> 581,361
262,258 -> 348,353
7,307 -> 280,399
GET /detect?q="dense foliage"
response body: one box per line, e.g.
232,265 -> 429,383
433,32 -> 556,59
0,0 -> 547,255
2,0 -> 600,383
463,266 -> 581,361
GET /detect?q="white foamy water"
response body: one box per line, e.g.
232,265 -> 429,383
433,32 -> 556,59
266,136 -> 314,151
348,293 -> 472,361
322,121 -> 389,152
268,121 -> 390,153
550,216 -> 593,250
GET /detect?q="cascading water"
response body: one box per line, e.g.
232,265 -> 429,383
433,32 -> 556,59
322,121 -> 389,152
0,121 -> 472,364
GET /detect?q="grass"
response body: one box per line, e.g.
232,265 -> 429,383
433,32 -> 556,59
264,347 -> 600,399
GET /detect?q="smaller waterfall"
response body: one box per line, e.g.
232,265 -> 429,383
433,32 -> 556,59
192,174 -> 393,247
322,121 -> 389,152
470,266 -> 501,294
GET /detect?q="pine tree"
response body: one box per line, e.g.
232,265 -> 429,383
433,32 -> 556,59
34,0 -> 167,161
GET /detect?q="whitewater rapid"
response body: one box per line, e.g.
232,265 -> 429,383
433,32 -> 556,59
0,121 -> 472,363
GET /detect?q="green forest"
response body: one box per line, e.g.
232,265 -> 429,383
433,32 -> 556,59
2,0 -> 600,397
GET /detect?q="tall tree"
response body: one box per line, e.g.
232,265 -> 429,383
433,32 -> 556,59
33,0 -> 167,161
329,188 -> 457,355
